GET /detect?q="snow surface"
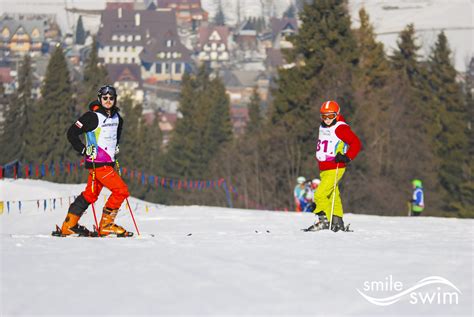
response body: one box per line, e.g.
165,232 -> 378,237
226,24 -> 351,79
1,179 -> 473,316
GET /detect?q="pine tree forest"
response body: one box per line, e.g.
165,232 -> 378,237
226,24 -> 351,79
0,1 -> 472,218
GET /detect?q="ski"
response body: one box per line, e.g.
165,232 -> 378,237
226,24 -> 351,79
46,224 -> 151,238
301,223 -> 353,232
254,230 -> 271,234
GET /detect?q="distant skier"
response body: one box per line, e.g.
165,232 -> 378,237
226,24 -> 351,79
410,179 -> 424,216
58,85 -> 131,237
305,101 -> 361,232
294,176 -> 309,212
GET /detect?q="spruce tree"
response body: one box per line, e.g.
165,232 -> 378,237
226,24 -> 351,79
246,87 -> 262,135
283,3 -> 296,19
427,32 -> 470,214
25,46 -> 76,175
162,73 -> 203,178
268,0 -> 359,207
214,1 -> 226,26
163,67 -> 232,180
118,95 -> 142,169
79,36 -> 108,110
272,0 -> 358,130
75,16 -> 86,45
203,76 -> 232,161
1,55 -> 34,164
390,24 -> 444,214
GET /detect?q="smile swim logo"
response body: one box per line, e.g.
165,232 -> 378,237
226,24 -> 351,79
357,276 -> 461,306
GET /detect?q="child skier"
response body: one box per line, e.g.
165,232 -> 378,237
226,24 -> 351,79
56,85 -> 132,237
294,176 -> 308,212
410,179 -> 424,216
305,100 -> 361,232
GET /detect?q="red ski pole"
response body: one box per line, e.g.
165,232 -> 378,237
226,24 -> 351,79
125,198 -> 140,236
116,159 -> 141,236
90,202 -> 100,236
90,158 -> 100,236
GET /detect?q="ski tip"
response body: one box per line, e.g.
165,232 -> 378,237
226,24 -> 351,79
187,233 -> 192,236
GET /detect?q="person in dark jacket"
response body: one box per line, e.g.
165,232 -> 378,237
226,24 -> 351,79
59,85 -> 131,236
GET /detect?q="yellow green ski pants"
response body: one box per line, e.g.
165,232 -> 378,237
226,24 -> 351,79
314,167 -> 346,218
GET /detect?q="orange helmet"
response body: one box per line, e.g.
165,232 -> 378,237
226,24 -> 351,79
320,100 -> 340,114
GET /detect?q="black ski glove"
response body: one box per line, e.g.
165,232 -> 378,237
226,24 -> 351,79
335,153 -> 351,164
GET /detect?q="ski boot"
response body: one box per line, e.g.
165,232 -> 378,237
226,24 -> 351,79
303,211 -> 330,231
99,207 -> 133,237
330,216 -> 352,232
57,213 -> 94,236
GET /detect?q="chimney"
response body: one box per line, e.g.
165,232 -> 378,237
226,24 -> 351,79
118,7 -> 122,18
135,13 -> 140,26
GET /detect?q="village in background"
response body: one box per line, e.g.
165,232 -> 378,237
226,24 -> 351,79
0,0 -> 304,143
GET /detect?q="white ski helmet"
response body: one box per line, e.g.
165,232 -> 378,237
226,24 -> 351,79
297,176 -> 306,184
312,178 -> 321,185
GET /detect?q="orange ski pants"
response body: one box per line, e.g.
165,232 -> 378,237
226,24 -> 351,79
82,166 -> 129,210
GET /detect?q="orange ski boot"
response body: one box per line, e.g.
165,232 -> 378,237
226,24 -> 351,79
99,207 -> 133,237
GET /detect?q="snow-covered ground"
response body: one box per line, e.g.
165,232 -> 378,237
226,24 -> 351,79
1,179 -> 473,316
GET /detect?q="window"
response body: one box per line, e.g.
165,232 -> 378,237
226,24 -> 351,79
124,57 -> 128,63
175,63 -> 182,74
156,62 -> 162,74
135,35 -> 141,41
131,57 -> 135,63
120,35 -> 125,42
109,46 -> 112,52
127,35 -> 133,42
116,57 -> 121,63
112,35 -> 118,41
165,63 -> 170,74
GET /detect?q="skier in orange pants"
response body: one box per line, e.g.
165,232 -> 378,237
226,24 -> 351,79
59,85 -> 131,236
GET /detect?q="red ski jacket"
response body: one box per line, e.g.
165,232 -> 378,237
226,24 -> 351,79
318,116 -> 361,171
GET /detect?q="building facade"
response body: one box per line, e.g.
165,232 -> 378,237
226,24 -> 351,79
97,5 -> 193,83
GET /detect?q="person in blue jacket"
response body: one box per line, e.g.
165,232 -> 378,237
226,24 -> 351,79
410,179 -> 424,216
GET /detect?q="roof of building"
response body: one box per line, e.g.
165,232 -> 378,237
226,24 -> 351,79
139,35 -> 192,63
157,0 -> 203,7
270,17 -> 298,37
219,69 -> 268,88
106,63 -> 143,86
97,8 -> 177,47
235,19 -> 258,36
0,19 -> 46,42
198,24 -> 229,47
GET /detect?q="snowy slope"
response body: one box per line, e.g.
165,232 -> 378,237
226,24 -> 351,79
1,179 -> 473,316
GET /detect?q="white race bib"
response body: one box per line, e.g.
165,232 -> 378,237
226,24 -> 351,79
315,121 -> 347,162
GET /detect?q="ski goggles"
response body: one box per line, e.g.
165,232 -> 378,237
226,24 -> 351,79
320,113 -> 337,120
98,85 -> 117,96
101,96 -> 115,101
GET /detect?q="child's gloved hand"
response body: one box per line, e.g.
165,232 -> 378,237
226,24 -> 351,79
114,145 -> 120,156
335,153 -> 351,163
